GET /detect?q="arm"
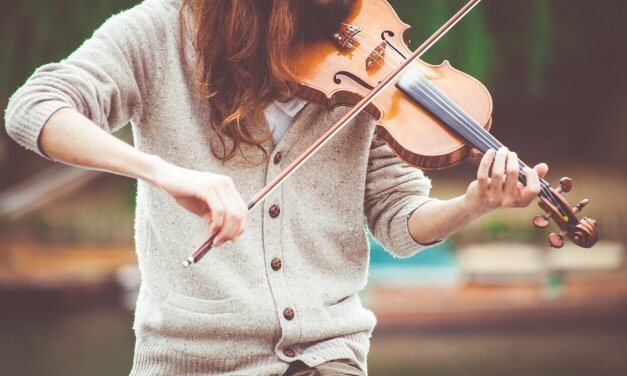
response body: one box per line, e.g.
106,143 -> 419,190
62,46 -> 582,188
39,107 -> 160,182
408,147 -> 548,244
364,139 -> 437,258
4,1 -> 246,246
38,108 -> 246,246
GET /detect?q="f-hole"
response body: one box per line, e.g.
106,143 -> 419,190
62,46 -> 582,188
381,30 -> 407,59
333,71 -> 375,90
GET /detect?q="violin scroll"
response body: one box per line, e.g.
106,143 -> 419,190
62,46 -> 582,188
533,177 -> 599,248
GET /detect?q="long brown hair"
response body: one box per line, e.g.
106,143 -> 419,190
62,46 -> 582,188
179,0 -> 354,162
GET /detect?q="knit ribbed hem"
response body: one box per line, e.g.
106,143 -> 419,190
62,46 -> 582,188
129,331 -> 372,376
388,196 -> 446,258
130,338 -> 289,376
8,100 -> 71,161
297,331 -> 371,373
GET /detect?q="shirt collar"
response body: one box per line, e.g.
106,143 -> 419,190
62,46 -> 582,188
273,96 -> 307,118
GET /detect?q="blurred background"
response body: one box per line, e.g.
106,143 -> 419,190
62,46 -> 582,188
1,0 -> 626,375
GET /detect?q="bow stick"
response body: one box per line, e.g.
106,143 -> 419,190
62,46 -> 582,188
182,0 -> 482,267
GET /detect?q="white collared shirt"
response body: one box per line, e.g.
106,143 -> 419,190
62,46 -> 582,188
264,97 -> 307,145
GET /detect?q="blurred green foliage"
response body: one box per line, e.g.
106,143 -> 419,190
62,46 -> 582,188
390,0 -> 553,93
483,217 -> 542,243
0,0 -> 135,106
0,0 -> 557,107
1,0 -> 626,170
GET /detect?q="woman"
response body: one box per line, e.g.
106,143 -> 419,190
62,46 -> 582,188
4,0 -> 547,375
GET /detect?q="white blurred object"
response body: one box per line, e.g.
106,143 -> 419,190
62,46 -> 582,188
0,165 -> 101,220
548,241 -> 624,272
116,263 -> 141,311
458,243 -> 547,284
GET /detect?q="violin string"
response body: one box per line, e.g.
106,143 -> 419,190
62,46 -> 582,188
349,35 -> 562,212
353,27 -> 409,60
401,62 -> 563,212
339,37 -> 394,70
351,33 -> 406,68
339,25 -> 389,56
348,35 -> 504,153
355,33 -> 560,208
406,72 -> 563,211
349,36 -> 503,151
404,66 -> 562,211
346,33 -> 563,212
416,73 -> 565,214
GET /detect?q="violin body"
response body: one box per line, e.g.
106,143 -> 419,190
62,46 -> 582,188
291,0 -> 493,169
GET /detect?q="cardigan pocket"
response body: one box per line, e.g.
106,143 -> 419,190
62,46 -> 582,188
165,289 -> 240,315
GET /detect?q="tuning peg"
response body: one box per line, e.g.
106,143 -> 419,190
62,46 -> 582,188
558,177 -> 573,193
548,231 -> 566,248
533,214 -> 550,228
572,199 -> 589,214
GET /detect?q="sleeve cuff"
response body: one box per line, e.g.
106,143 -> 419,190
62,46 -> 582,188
10,100 -> 72,161
388,196 -> 446,258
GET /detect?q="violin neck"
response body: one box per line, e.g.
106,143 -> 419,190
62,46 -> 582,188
396,69 -> 531,185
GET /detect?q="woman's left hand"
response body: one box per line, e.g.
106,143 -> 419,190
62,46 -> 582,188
464,147 -> 548,215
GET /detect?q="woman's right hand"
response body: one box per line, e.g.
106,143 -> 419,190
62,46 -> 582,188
151,159 -> 248,247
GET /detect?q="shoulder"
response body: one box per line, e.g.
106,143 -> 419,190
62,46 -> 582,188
97,0 -> 181,37
144,0 -> 182,20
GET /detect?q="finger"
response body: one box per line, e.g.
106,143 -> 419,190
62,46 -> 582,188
233,208 -> 246,241
489,147 -> 509,197
212,189 -> 239,246
477,149 -> 495,190
534,162 -> 549,179
220,180 -> 247,241
232,216 -> 246,242
201,210 -> 213,229
503,151 -> 519,200
519,167 -> 541,206
204,192 -> 225,238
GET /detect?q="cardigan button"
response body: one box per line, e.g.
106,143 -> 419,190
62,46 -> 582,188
273,152 -> 283,165
269,204 -> 281,218
283,348 -> 296,358
283,307 -> 295,320
271,258 -> 282,271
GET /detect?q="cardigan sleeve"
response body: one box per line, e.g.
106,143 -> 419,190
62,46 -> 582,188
4,0 -> 169,161
364,139 -> 445,258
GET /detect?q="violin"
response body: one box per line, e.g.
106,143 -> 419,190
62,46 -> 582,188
182,0 -> 598,267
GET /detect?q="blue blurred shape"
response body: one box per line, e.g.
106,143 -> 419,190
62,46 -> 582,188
368,235 -> 459,286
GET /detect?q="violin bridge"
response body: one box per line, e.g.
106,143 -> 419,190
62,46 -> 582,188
366,42 -> 387,70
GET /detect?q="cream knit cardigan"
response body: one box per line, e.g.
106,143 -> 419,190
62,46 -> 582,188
4,0 -> 438,374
